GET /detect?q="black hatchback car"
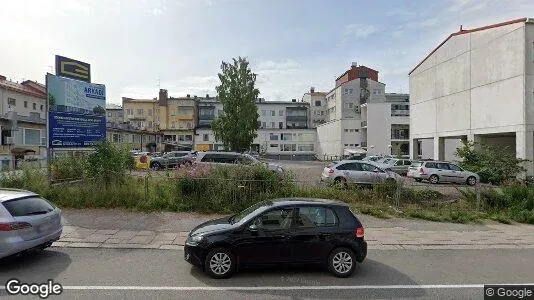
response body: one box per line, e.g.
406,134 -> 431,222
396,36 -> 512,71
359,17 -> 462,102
184,198 -> 367,279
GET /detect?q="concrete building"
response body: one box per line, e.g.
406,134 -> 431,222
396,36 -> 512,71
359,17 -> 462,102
409,17 -> 534,174
105,103 -> 123,126
301,88 -> 327,128
0,75 -> 47,169
122,97 -> 157,132
106,125 -> 162,152
313,63 -> 409,159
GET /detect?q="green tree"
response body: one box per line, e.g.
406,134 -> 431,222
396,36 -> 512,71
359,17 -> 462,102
86,141 -> 130,187
455,140 -> 528,184
93,105 -> 106,115
212,57 -> 260,152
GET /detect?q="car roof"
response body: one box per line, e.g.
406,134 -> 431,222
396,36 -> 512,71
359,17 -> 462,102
268,197 -> 349,208
200,151 -> 241,155
0,188 -> 38,202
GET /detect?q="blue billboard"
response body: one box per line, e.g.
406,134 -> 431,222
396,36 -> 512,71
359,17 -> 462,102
47,74 -> 106,148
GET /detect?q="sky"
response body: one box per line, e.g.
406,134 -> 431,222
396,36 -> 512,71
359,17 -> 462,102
0,0 -> 532,105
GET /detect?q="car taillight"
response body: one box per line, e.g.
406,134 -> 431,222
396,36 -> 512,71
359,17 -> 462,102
419,167 -> 425,175
328,168 -> 335,174
355,227 -> 364,238
0,222 -> 32,231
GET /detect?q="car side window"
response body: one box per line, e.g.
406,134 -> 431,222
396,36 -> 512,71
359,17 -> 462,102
296,207 -> 338,228
361,163 -> 380,172
448,164 -> 462,171
253,208 -> 293,230
437,163 -> 450,170
336,163 -> 348,171
404,160 -> 412,166
395,160 -> 403,166
425,162 -> 436,169
201,154 -> 215,162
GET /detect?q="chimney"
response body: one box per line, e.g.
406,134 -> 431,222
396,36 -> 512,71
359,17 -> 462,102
206,94 -> 209,99
292,99 -> 296,102
158,89 -> 168,106
459,25 -> 463,31
310,87 -> 315,93
0,75 -> 5,81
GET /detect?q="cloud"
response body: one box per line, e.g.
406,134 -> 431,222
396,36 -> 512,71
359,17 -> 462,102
342,24 -> 377,38
447,0 -> 490,13
255,59 -> 300,73
152,7 -> 166,15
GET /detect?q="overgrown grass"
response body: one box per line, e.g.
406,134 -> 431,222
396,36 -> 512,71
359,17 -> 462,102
2,161 -> 533,225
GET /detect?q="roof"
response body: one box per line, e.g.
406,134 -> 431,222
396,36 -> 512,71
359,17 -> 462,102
257,100 -> 310,105
269,198 -> 349,207
0,188 -> 38,202
106,103 -> 122,110
0,77 -> 46,99
122,97 -> 157,103
409,17 -> 530,75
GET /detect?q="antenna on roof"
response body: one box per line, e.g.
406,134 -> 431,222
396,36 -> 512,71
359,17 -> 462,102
459,25 -> 463,31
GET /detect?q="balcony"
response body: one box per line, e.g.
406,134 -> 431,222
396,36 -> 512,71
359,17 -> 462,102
361,142 -> 367,147
177,115 -> 194,120
391,110 -> 409,117
1,113 -> 46,125
361,121 -> 367,127
286,115 -> 308,122
391,133 -> 409,140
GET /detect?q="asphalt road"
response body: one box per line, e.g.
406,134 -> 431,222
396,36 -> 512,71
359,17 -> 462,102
1,248 -> 533,299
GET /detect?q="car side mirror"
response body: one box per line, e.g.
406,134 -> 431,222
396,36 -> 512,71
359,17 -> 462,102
248,224 -> 258,232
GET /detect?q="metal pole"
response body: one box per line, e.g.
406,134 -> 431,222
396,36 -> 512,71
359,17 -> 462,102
45,73 -> 52,185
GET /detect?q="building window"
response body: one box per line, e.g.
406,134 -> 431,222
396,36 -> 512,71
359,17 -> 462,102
281,133 -> 292,141
261,110 -> 266,116
23,101 -> 28,108
281,144 -> 297,151
203,134 -> 209,141
40,105 -> 43,111
270,134 -> 279,141
148,109 -> 152,116
107,112 -> 112,117
298,144 -> 314,152
8,98 -> 16,107
349,144 -> 354,147
355,129 -> 359,132
344,129 -> 349,132
279,110 -> 284,116
24,128 -> 41,145
270,122 -> 274,128
261,122 -> 266,128
270,144 -> 278,148
271,110 -> 275,116
344,144 -> 348,147
279,122 -> 283,129
33,103 -> 36,110
349,129 -> 354,132
321,111 -> 325,116
137,109 -> 143,115
348,103 -> 353,109
315,100 -> 321,107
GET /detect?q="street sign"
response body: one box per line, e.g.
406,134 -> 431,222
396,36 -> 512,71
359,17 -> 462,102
55,55 -> 91,83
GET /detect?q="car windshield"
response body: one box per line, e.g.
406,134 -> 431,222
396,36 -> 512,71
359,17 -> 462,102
229,201 -> 273,224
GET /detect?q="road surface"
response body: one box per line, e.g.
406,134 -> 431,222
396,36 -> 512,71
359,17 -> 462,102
1,247 -> 533,299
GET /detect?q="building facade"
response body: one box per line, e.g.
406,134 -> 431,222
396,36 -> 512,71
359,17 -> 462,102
0,75 -> 47,169
106,103 -> 123,126
409,18 -> 534,174
301,87 -> 328,128
313,63 -> 409,159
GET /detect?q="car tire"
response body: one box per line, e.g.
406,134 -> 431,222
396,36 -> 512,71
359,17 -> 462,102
333,177 -> 347,188
328,247 -> 357,278
415,178 -> 422,182
429,175 -> 439,184
466,176 -> 477,186
204,247 -> 236,279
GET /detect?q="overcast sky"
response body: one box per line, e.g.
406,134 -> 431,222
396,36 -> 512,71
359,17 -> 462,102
0,0 -> 532,105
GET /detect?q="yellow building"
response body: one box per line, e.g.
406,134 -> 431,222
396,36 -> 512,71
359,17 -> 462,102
157,89 -> 196,151
122,97 -> 158,132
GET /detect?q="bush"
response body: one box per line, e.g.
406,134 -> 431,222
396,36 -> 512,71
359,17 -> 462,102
455,141 -> 528,184
85,141 -> 131,186
51,153 -> 87,181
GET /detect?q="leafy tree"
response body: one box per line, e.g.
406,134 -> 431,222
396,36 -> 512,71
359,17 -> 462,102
455,141 -> 528,184
86,141 -> 131,187
212,57 -> 260,152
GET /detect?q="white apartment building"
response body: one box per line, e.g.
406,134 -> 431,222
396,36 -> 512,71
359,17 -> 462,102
301,87 -> 328,128
409,17 -> 534,175
194,98 -> 317,159
312,63 -> 410,160
0,75 -> 47,169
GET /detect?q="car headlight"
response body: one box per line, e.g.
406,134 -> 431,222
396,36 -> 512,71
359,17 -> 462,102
187,235 -> 204,245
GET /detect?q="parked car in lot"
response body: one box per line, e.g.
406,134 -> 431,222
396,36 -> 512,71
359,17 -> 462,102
0,189 -> 62,259
195,151 -> 284,175
407,160 -> 480,186
377,158 -> 412,176
321,160 -> 403,186
149,151 -> 196,169
362,155 -> 390,162
184,198 -> 367,278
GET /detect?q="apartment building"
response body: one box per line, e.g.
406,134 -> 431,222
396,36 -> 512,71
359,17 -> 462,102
106,103 -> 123,126
0,75 -> 47,169
409,18 -> 534,174
106,126 -> 162,152
301,87 -> 327,128
157,89 -> 196,151
122,97 -> 157,131
311,63 -> 410,159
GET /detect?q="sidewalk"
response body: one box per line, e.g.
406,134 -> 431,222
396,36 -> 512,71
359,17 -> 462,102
51,209 -> 534,251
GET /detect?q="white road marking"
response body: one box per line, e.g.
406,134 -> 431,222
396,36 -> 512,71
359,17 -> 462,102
2,283 -> 533,291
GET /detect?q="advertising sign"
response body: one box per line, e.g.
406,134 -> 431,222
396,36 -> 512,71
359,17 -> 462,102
47,74 -> 106,148
55,55 -> 91,83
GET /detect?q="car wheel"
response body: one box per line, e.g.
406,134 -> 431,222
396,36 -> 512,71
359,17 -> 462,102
328,247 -> 356,278
466,176 -> 477,186
415,178 -> 422,182
204,248 -> 236,279
333,177 -> 347,188
429,175 -> 439,184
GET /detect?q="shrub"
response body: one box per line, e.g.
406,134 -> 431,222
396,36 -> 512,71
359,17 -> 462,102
85,141 -> 131,186
51,153 -> 87,181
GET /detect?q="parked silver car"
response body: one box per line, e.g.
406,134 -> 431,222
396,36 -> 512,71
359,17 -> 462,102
377,158 -> 412,176
407,160 -> 480,186
0,189 -> 62,259
320,160 -> 403,186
